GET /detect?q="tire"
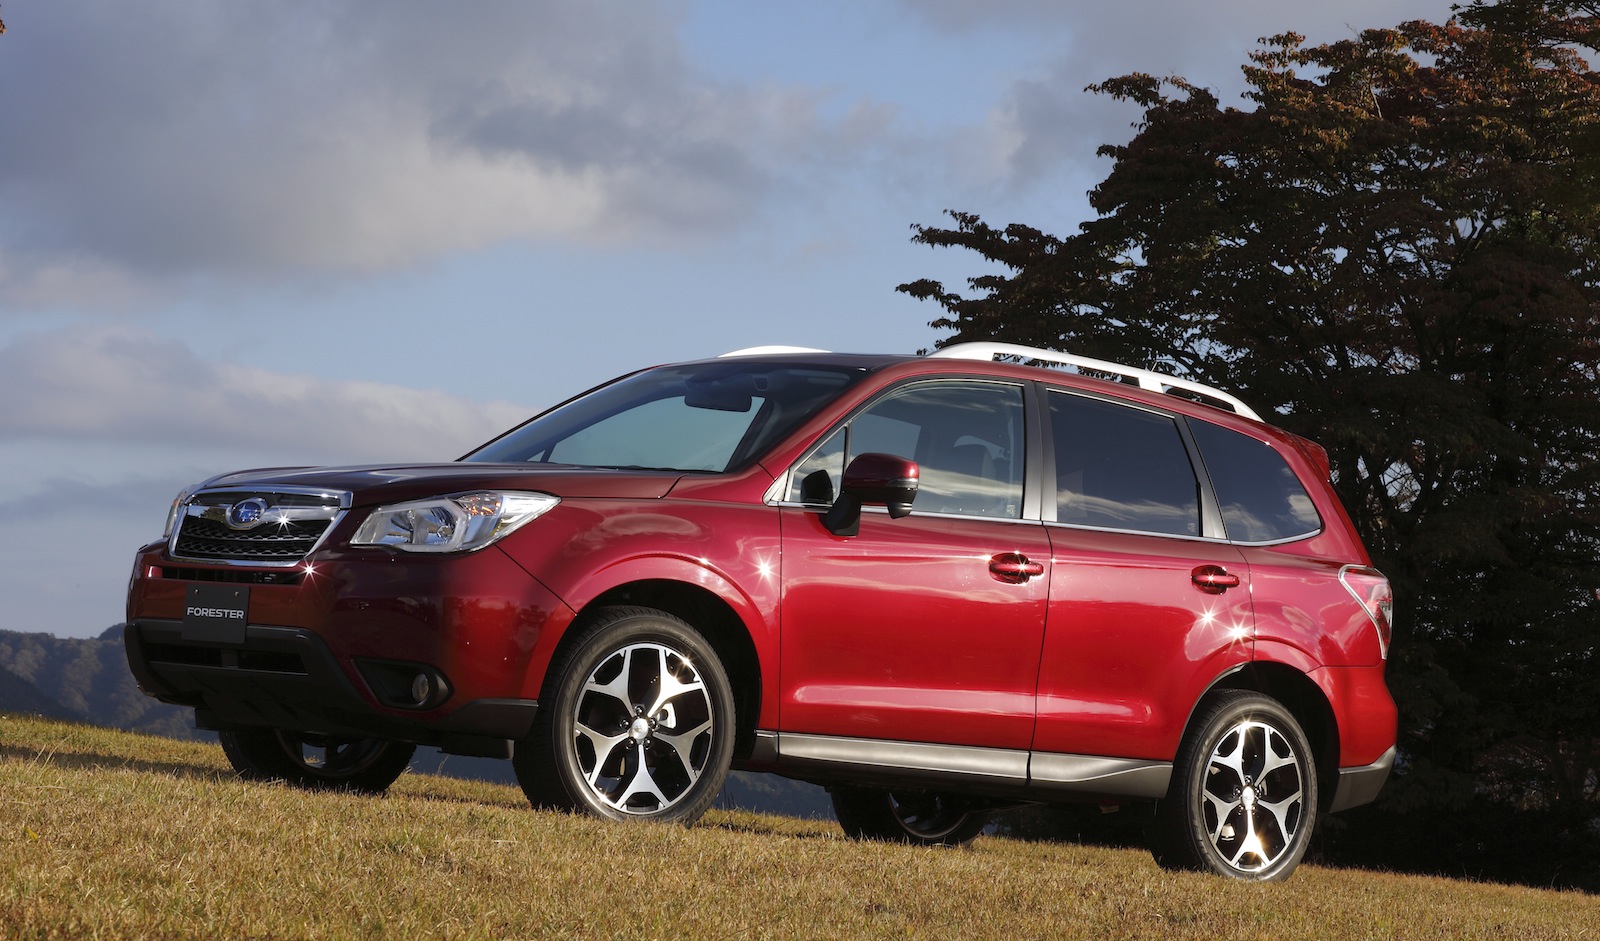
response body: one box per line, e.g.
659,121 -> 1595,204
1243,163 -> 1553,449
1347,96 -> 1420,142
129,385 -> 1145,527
1152,690 -> 1318,881
513,606 -> 736,825
831,786 -> 991,847
219,729 -> 415,794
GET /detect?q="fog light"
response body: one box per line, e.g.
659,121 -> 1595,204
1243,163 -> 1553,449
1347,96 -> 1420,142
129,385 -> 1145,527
411,672 -> 433,706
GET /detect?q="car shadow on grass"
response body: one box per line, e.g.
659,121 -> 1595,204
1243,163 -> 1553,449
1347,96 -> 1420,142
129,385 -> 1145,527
0,742 -> 235,784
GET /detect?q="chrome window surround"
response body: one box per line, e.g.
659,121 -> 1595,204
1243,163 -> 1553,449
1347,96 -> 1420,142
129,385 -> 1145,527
168,485 -> 353,568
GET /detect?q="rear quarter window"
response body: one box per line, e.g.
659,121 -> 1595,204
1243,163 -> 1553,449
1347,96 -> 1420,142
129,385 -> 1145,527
1189,420 -> 1322,543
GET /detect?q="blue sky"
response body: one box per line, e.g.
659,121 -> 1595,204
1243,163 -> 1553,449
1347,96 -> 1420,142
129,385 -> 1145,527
0,0 -> 1447,637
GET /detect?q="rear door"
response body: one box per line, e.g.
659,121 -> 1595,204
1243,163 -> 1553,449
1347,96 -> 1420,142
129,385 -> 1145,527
1033,389 -> 1254,764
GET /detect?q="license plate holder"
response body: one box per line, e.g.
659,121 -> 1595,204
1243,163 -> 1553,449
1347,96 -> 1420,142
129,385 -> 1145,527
182,584 -> 249,645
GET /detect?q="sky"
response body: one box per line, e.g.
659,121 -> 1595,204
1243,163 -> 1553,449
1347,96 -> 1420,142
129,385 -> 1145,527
0,0 -> 1450,638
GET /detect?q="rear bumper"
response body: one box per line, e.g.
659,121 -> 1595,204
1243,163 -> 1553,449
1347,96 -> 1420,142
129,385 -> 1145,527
125,618 -> 538,757
1329,745 -> 1395,813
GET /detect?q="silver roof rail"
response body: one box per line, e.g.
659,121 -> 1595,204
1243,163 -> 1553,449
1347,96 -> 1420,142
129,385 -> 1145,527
719,346 -> 831,357
928,341 -> 1262,422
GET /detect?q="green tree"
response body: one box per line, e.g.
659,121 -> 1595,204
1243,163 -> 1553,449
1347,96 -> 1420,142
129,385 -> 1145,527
900,0 -> 1600,882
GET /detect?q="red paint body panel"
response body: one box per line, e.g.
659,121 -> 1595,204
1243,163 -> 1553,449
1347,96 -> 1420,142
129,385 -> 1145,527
1034,527 -> 1253,759
494,494 -> 784,727
1307,664 -> 1400,767
778,508 -> 1050,749
1241,548 -> 1387,669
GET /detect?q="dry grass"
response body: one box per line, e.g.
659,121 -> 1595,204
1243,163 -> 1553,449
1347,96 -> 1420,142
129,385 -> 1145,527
2,714 -> 1596,940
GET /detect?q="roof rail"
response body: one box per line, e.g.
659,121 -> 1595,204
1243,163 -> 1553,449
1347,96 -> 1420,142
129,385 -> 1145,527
928,342 -> 1262,422
718,346 -> 831,357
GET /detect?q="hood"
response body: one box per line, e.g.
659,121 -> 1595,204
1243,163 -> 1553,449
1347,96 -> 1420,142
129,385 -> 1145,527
197,463 -> 683,505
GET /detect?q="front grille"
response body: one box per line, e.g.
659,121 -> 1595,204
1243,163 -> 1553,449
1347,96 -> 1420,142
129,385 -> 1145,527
174,517 -> 331,561
169,487 -> 349,566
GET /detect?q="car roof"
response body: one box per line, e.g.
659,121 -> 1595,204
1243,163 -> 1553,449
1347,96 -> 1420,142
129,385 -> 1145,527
702,343 -> 1265,425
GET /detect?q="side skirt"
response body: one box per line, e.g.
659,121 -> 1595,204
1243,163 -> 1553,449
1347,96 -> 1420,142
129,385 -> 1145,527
752,730 -> 1171,802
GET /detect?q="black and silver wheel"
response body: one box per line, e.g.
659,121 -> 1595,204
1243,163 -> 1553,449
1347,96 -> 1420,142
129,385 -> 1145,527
514,606 -> 735,825
1153,691 -> 1318,881
219,729 -> 415,794
831,786 -> 990,847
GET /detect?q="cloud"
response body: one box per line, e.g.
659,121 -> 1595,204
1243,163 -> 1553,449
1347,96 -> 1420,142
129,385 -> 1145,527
956,0 -> 1452,191
0,324 -> 534,464
0,1 -> 871,302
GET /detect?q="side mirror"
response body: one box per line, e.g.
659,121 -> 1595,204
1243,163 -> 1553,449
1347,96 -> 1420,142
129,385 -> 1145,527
821,452 -> 919,537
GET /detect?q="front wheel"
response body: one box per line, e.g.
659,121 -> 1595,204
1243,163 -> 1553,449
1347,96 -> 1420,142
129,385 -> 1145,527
831,786 -> 991,846
1153,691 -> 1318,881
514,606 -> 735,825
219,729 -> 415,794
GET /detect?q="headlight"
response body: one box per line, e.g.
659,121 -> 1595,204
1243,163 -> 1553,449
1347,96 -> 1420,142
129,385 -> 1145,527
351,491 -> 559,553
163,483 -> 201,538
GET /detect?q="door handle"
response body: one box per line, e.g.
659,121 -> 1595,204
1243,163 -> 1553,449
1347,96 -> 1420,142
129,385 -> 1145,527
1192,564 -> 1241,594
990,552 -> 1045,584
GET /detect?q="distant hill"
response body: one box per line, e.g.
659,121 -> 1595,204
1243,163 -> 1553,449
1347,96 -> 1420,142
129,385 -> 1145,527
0,626 -> 197,740
0,662 -> 80,720
0,626 -> 833,818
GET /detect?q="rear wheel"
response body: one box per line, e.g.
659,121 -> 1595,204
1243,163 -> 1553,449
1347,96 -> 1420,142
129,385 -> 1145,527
219,729 -> 415,794
831,786 -> 990,847
514,606 -> 735,825
1152,691 -> 1318,881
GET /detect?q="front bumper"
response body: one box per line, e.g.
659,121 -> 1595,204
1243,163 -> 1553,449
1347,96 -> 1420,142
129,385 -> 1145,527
125,619 -> 538,757
124,541 -> 574,756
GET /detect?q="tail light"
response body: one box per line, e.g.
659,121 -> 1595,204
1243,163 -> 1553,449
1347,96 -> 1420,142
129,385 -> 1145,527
1340,566 -> 1394,659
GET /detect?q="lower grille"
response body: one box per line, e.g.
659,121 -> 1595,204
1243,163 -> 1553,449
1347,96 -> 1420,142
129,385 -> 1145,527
143,641 -> 307,675
159,566 -> 302,585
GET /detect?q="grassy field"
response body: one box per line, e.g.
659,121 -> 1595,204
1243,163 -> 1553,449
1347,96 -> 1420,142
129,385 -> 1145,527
2,714 -> 1596,940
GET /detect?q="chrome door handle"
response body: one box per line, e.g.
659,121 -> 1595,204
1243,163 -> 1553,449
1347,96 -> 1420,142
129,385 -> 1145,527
1192,565 -> 1241,594
990,552 -> 1045,584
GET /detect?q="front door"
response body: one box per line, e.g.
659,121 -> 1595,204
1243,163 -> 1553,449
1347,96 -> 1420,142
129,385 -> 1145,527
778,379 -> 1049,752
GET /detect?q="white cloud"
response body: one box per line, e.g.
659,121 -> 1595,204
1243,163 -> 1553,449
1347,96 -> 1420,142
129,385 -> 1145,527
0,324 -> 533,464
0,323 -> 541,638
0,1 -> 878,303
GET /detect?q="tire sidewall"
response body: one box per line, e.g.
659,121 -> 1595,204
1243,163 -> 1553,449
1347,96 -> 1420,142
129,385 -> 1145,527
831,786 -> 990,846
1163,691 -> 1318,881
219,728 -> 414,794
541,607 -> 736,825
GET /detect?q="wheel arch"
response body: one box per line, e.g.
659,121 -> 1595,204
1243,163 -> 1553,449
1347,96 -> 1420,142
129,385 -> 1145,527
1204,662 -> 1340,813
563,579 -> 764,761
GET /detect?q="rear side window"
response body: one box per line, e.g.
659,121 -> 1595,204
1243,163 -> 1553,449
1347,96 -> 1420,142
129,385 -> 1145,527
1049,392 -> 1200,537
1189,420 -> 1321,543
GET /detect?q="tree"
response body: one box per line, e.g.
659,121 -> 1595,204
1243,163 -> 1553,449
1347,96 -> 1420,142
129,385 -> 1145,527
900,0 -> 1600,884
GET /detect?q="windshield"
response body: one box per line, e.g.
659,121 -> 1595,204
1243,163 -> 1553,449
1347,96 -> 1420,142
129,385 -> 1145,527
464,361 -> 867,473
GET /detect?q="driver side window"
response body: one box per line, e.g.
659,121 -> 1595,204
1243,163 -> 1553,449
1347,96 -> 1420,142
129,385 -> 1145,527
788,380 -> 1024,519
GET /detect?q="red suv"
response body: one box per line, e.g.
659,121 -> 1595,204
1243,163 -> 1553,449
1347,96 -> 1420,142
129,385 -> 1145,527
125,343 -> 1395,880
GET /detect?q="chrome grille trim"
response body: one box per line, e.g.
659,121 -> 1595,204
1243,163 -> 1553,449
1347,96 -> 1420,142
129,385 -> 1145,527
168,486 -> 353,567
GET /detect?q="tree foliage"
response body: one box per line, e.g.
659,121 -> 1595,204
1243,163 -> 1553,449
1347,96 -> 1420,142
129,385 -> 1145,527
900,0 -> 1600,879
